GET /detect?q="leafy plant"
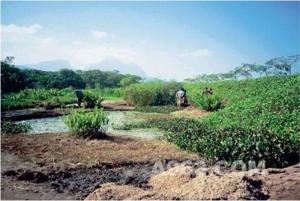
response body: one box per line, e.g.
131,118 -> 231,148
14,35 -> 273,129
191,93 -> 224,111
1,121 -> 31,134
83,90 -> 98,108
130,117 -> 299,167
63,109 -> 109,138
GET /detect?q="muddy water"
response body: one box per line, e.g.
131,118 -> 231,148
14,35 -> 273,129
17,111 -> 163,140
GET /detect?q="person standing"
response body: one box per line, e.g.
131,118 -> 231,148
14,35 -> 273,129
176,88 -> 185,106
75,89 -> 84,107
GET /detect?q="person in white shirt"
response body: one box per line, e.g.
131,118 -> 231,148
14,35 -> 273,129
176,88 -> 185,106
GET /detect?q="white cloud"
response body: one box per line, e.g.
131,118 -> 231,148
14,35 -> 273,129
181,48 -> 211,58
1,24 -> 42,35
91,30 -> 108,39
1,24 -> 248,81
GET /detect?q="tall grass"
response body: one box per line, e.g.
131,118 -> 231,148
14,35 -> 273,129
123,81 -> 182,106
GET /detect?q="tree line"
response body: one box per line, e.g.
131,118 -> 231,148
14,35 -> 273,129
1,57 -> 142,93
185,55 -> 300,82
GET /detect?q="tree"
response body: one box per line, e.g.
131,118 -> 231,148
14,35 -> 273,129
265,55 -> 300,75
55,69 -> 85,89
120,75 -> 142,87
1,60 -> 26,93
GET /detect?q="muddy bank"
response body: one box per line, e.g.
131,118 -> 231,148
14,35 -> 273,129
1,132 -> 197,200
2,100 -> 134,121
1,108 -> 63,121
2,162 -> 154,200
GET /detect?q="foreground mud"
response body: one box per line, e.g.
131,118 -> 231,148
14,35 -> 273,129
1,133 -> 300,200
1,133 -> 197,199
2,160 -> 154,199
86,164 -> 300,200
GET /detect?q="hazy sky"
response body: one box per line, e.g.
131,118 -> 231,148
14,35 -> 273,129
1,1 -> 299,80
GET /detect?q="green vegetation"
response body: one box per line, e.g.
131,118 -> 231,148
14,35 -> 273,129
124,81 -> 182,106
2,88 -> 76,110
63,109 -> 109,138
1,121 -> 32,134
186,75 -> 300,138
191,94 -> 224,111
1,88 -> 122,110
134,105 -> 183,113
119,117 -> 298,167
82,90 -> 101,109
1,57 -> 142,93
115,75 -> 300,167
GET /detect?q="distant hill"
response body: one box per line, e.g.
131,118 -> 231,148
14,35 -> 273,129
17,59 -> 72,71
17,58 -> 147,77
87,59 -> 147,78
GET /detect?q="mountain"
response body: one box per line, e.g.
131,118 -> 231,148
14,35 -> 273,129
18,59 -> 72,71
87,59 -> 147,77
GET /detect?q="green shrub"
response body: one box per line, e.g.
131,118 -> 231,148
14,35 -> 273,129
191,93 -> 224,111
130,117 -> 299,167
63,109 -> 109,138
82,90 -> 105,109
123,81 -> 182,106
1,121 -> 31,134
83,90 -> 98,108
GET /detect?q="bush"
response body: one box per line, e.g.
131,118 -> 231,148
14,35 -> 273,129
1,121 -> 31,134
83,90 -> 98,108
82,90 -> 105,109
63,109 -> 109,138
123,81 -> 182,106
191,93 -> 224,111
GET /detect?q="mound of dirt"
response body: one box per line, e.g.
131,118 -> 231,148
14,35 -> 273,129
85,165 -> 269,200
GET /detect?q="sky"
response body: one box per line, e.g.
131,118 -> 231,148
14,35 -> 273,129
1,1 -> 299,80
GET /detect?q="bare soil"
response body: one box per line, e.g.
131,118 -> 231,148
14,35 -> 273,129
101,100 -> 135,111
2,133 -> 300,200
86,164 -> 300,200
1,133 -> 197,200
171,105 -> 208,119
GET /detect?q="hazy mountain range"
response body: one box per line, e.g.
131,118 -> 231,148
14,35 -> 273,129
17,59 -> 147,77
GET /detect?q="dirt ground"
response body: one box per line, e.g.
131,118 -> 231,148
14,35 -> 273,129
2,133 -> 300,200
101,100 -> 135,111
1,133 -> 197,199
171,105 -> 208,119
85,164 -> 300,200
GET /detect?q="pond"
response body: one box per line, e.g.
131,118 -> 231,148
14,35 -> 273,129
17,111 -> 164,140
